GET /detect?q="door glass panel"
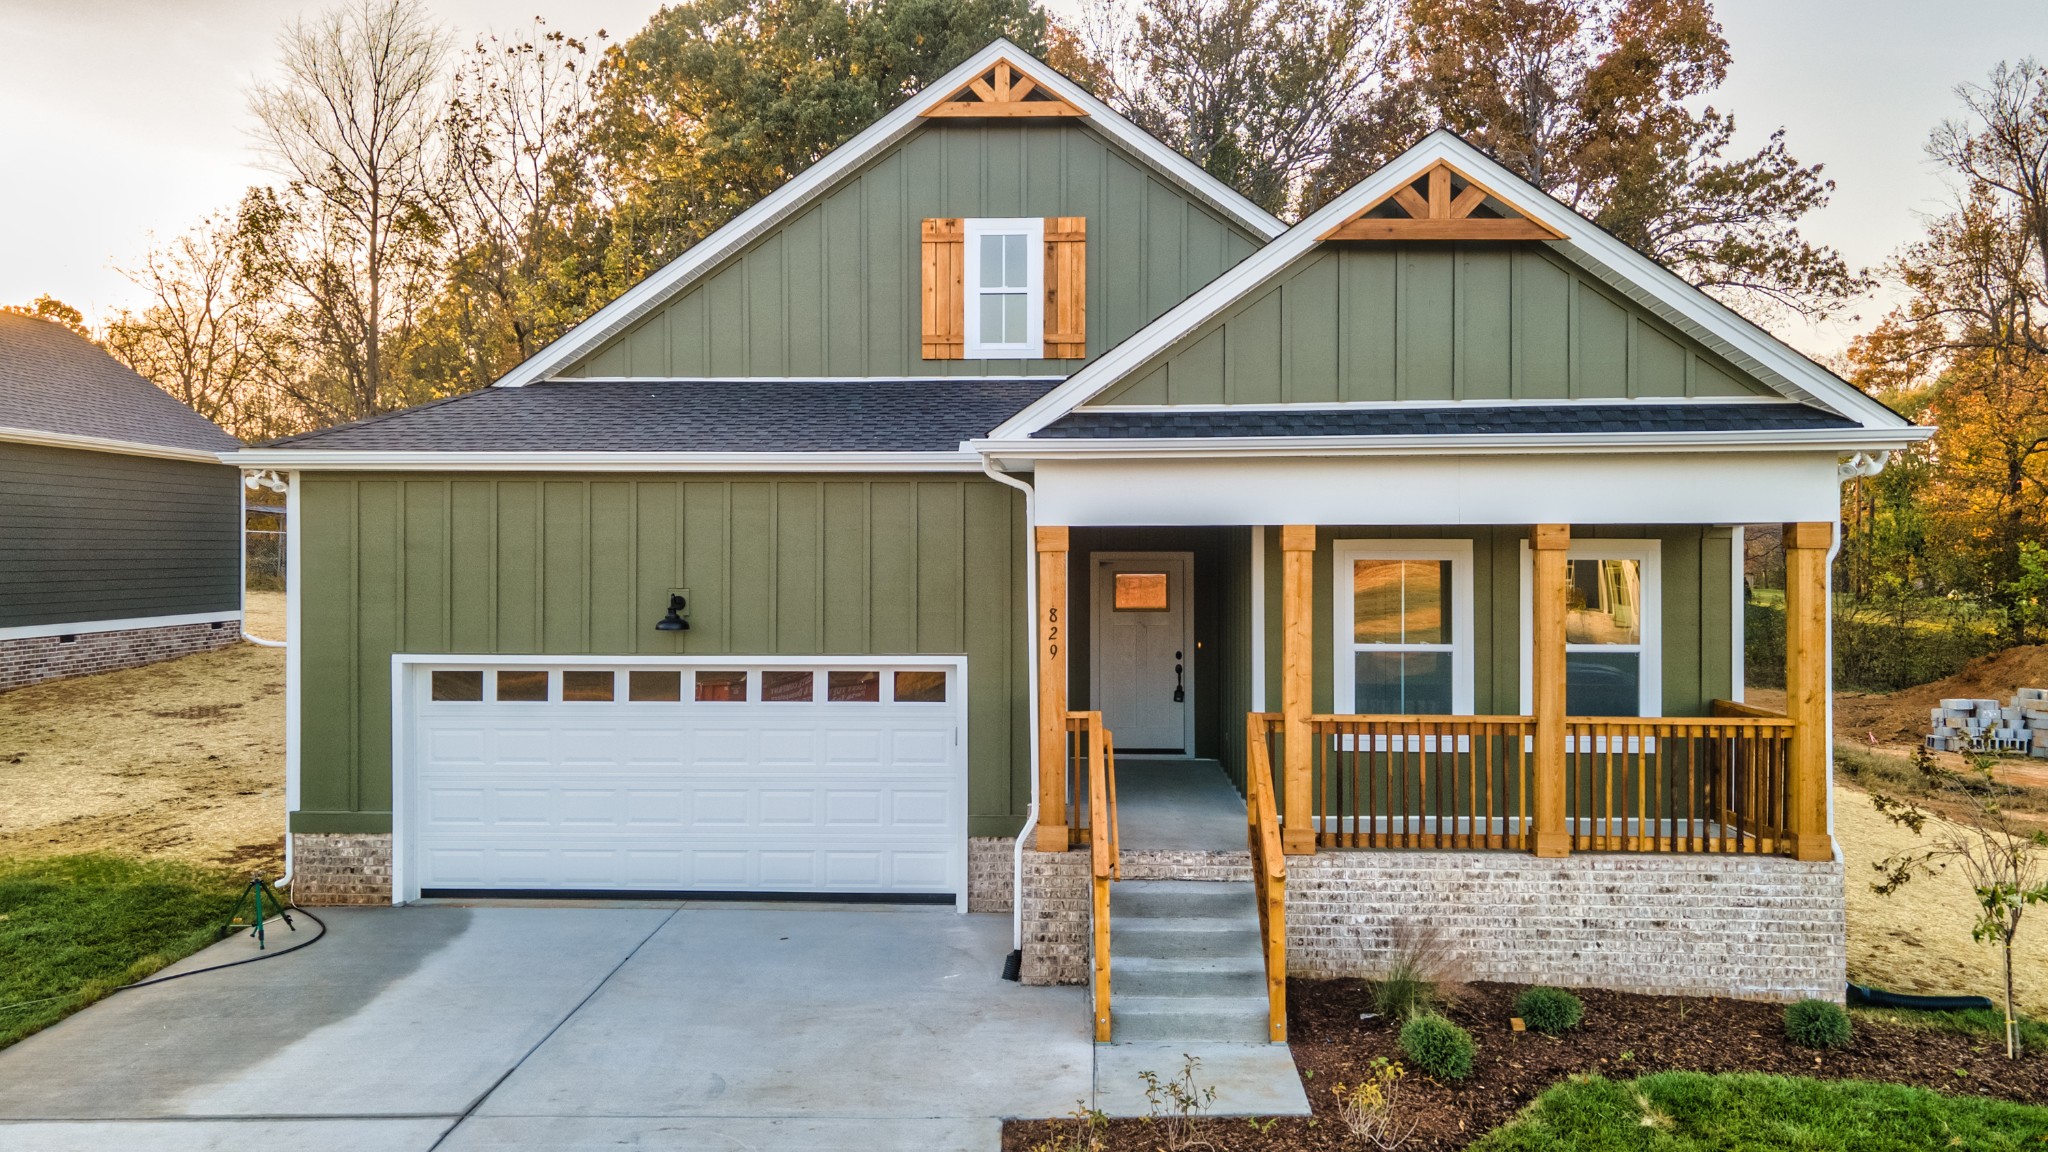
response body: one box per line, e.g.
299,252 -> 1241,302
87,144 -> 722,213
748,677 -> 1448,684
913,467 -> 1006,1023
628,670 -> 682,701
694,670 -> 748,701
1566,558 -> 1641,644
761,670 -> 814,702
828,670 -> 880,702
1565,651 -> 1641,716
1353,560 -> 1449,644
1354,651 -> 1452,714
1113,572 -> 1169,611
894,670 -> 947,703
562,670 -> 614,702
431,670 -> 483,701
495,670 -> 548,702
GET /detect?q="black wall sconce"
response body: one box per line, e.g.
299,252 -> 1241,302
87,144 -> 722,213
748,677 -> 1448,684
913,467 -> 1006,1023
655,590 -> 690,631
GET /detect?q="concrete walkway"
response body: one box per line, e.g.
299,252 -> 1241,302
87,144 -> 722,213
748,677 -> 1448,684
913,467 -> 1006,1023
1113,758 -> 1247,851
0,901 -> 1307,1150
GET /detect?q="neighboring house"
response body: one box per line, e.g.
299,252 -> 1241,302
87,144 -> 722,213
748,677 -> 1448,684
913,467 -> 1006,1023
231,43 -> 1928,1020
0,313 -> 243,691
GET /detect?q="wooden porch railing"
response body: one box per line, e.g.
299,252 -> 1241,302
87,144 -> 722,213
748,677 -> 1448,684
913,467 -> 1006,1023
1068,710 -> 1120,1042
1245,713 -> 1288,1042
1305,709 -> 1797,856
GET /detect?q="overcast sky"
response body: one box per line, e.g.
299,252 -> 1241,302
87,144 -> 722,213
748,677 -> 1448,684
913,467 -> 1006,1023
2,0 -> 2043,357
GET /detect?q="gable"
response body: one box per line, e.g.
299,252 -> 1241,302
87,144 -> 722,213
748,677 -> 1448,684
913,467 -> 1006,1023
562,121 -> 1265,381
1091,245 -> 1775,406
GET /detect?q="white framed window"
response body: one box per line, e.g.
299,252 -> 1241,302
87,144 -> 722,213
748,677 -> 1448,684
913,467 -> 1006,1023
963,217 -> 1044,359
1519,539 -> 1662,717
1333,539 -> 1475,715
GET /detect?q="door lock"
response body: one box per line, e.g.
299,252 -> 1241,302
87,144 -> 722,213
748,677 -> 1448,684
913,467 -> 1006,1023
1173,650 -> 1186,703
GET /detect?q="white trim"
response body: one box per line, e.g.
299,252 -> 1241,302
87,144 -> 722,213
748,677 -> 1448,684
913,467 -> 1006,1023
1249,526 -> 1266,712
986,131 -> 1918,441
0,610 -> 241,642
977,426 -> 1931,462
1089,551 -> 1196,755
387,652 -> 971,907
964,218 -> 1046,359
488,40 -> 1281,391
225,450 -> 986,473
286,471 -> 303,817
1333,539 -> 1476,716
1,425 -> 230,464
1519,538 -> 1663,717
1079,395 -> 1804,414
1729,525 -> 1746,703
542,375 -> 1072,384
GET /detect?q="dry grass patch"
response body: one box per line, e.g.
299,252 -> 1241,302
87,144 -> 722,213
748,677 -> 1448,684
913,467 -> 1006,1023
0,593 -> 285,872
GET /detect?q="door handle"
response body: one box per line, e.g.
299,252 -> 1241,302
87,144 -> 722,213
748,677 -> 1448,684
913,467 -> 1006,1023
1173,650 -> 1185,703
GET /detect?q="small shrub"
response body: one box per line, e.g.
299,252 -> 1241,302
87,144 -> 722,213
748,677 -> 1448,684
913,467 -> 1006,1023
1400,1013 -> 1476,1080
1027,1099 -> 1106,1152
1334,1058 -> 1415,1150
1514,986 -> 1584,1034
1138,1054 -> 1216,1151
1784,998 -> 1853,1049
1369,921 -> 1466,1020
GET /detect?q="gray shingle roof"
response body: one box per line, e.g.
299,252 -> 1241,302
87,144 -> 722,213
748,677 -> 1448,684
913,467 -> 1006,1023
0,313 -> 239,452
261,379 -> 1061,452
1035,402 -> 1859,439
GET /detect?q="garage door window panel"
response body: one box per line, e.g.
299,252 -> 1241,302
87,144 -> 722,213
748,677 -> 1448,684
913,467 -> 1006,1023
894,670 -> 946,703
829,670 -> 881,702
762,670 -> 815,702
432,670 -> 483,701
495,670 -> 549,702
629,670 -> 683,701
563,670 -> 615,702
694,670 -> 748,701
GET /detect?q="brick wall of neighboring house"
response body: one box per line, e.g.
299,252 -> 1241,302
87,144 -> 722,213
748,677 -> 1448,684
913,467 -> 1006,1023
291,833 -> 394,906
0,620 -> 241,692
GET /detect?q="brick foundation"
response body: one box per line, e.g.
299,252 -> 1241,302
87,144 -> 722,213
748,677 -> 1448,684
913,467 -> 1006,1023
291,833 -> 394,905
968,836 -> 1015,913
1017,846 -> 1845,1001
0,619 -> 241,692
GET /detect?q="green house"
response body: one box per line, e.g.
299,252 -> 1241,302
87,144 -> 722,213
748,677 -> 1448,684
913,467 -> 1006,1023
232,42 -> 1926,1029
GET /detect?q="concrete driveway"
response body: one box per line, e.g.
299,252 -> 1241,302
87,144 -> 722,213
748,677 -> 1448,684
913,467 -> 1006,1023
0,903 -> 1096,1151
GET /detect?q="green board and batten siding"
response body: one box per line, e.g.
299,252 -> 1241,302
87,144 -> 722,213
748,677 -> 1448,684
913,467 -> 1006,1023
294,474 -> 1029,836
564,120 -> 1263,380
0,441 -> 240,629
1093,247 -> 1775,405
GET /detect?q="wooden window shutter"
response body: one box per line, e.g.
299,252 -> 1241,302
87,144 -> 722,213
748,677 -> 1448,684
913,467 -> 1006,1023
921,218 -> 965,359
1043,217 -> 1086,359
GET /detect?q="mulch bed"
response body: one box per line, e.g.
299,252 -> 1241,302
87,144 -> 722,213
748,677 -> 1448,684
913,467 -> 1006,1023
1003,979 -> 2048,1151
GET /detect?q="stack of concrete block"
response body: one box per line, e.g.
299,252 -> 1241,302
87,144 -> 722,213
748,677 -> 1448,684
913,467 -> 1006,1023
1926,688 -> 2048,757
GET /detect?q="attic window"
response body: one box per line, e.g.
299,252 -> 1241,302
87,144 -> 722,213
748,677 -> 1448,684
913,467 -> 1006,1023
965,218 -> 1044,358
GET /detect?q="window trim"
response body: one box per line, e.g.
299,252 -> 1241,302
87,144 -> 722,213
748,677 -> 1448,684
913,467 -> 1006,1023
1518,538 -> 1663,717
1332,539 -> 1476,716
962,217 -> 1045,359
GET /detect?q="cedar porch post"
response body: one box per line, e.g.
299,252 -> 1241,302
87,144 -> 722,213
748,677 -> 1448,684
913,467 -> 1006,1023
1280,525 -> 1317,854
1035,526 -> 1071,851
1530,524 -> 1571,857
1783,521 -> 1835,862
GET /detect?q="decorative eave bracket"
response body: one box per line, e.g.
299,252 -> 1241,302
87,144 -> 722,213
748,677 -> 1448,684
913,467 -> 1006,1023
921,58 -> 1088,119
1321,159 -> 1566,242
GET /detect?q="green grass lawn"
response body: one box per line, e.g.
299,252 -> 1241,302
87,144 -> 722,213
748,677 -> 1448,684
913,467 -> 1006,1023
0,855 -> 245,1050
1472,1072 -> 2048,1152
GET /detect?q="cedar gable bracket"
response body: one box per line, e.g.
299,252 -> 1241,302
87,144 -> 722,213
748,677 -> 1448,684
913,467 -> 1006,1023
1320,160 -> 1566,242
920,59 -> 1088,119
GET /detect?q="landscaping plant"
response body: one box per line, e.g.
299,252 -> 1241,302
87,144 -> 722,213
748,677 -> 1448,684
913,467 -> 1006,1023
1784,998 -> 1854,1049
1334,1057 -> 1415,1149
1514,986 -> 1585,1034
1871,750 -> 2048,1059
1369,921 -> 1460,1021
1399,1013 -> 1476,1080
1137,1053 -> 1216,1151
1026,1099 -> 1107,1152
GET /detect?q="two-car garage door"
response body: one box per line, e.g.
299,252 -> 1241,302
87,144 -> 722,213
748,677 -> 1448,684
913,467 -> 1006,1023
401,660 -> 966,903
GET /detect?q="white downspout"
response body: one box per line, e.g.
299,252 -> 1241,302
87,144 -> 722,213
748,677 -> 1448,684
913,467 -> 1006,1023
241,470 -> 291,887
980,456 -> 1039,952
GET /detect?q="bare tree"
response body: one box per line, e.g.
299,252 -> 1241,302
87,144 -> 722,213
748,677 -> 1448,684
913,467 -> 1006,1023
248,0 -> 450,417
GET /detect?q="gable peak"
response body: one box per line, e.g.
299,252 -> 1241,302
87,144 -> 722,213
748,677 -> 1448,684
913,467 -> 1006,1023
921,57 -> 1087,119
1321,158 -> 1564,243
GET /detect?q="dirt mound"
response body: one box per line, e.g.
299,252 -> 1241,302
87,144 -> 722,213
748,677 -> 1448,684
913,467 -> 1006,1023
1836,644 -> 2048,744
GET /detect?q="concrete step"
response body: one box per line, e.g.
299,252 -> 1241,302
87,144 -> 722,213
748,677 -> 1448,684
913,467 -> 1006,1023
1110,920 -> 1261,961
1112,953 -> 1267,999
1110,879 -> 1259,922
1110,994 -> 1273,1044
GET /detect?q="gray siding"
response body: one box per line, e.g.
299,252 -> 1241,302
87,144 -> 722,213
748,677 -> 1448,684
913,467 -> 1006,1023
1095,247 -> 1776,405
0,441 -> 240,628
566,120 -> 1264,380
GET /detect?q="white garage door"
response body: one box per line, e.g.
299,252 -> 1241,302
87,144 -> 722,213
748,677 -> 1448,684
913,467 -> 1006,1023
401,660 -> 966,903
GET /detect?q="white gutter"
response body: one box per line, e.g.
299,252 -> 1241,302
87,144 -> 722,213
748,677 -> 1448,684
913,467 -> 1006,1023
971,426 -> 1934,462
980,456 -> 1039,954
222,449 -> 983,473
3,425 -> 228,464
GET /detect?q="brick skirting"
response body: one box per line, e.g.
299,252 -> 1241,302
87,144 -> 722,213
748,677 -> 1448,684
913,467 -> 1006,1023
0,619 -> 241,692
291,833 -> 394,905
1017,847 -> 1845,1001
968,836 -> 1015,913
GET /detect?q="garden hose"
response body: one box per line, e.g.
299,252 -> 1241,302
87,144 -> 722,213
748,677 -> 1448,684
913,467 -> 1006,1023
0,901 -> 327,1018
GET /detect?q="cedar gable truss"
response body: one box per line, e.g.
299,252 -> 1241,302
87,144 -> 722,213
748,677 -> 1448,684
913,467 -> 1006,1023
1321,160 -> 1566,242
920,58 -> 1087,119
